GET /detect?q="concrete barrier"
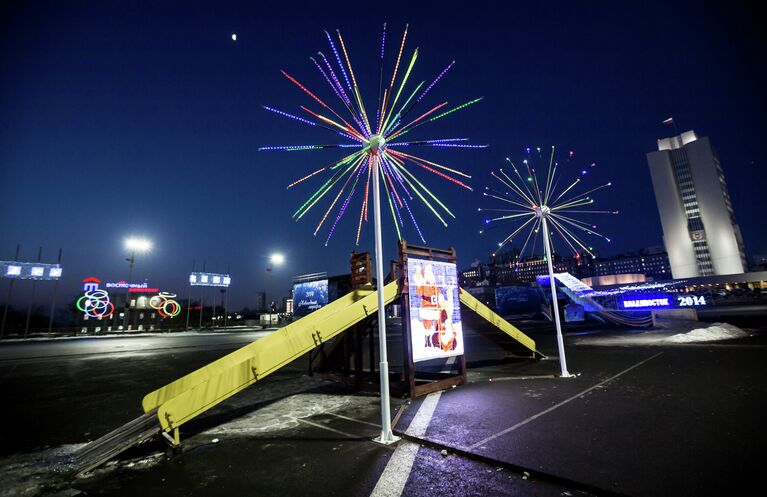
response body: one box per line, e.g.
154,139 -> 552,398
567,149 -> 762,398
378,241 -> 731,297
651,308 -> 698,326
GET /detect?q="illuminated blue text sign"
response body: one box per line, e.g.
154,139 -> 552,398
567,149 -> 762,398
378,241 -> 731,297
619,293 -> 707,310
621,297 -> 670,309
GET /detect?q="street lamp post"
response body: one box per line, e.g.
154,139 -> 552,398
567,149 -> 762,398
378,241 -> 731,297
369,150 -> 398,446
123,237 -> 152,330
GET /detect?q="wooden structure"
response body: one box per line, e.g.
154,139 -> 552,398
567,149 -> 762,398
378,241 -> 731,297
310,242 -> 537,398
397,240 -> 468,397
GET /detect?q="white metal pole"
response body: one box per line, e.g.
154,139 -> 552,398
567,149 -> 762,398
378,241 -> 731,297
372,156 -> 398,444
542,217 -> 571,377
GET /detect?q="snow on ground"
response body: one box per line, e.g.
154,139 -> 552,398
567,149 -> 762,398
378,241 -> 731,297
1,328 -> 275,343
0,443 -> 86,497
203,393 -> 377,437
664,322 -> 749,343
0,391 -> 378,496
571,321 -> 751,346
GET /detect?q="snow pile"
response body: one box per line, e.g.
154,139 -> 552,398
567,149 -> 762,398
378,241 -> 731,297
664,322 -> 748,343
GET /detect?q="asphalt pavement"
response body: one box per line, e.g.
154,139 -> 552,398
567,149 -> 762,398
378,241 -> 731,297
1,318 -> 765,496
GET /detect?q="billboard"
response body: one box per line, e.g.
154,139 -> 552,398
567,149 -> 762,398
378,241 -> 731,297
407,258 -> 464,363
494,286 -> 545,316
190,272 -> 231,287
1,261 -> 63,280
293,279 -> 328,317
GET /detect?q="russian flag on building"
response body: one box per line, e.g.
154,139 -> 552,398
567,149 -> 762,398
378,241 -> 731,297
662,117 -> 674,125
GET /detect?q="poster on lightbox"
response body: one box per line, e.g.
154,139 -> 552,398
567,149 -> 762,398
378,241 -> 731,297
407,258 -> 464,363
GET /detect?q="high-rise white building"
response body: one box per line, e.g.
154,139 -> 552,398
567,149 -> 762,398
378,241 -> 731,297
647,130 -> 747,278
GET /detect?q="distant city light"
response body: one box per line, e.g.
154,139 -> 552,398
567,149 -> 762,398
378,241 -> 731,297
231,33 -> 237,41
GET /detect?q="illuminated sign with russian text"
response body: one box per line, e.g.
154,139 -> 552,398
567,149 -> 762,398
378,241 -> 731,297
621,297 -> 670,309
128,287 -> 160,293
105,280 -> 150,289
619,292 -> 708,310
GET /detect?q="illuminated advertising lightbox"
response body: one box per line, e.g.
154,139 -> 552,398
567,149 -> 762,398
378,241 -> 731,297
1,261 -> 63,281
407,258 -> 464,363
293,279 -> 329,317
189,272 -> 231,287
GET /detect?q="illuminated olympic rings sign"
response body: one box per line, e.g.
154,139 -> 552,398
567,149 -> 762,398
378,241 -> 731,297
77,289 -> 115,318
149,292 -> 181,318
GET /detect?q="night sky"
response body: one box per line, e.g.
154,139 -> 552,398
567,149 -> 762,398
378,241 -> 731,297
1,1 -> 765,310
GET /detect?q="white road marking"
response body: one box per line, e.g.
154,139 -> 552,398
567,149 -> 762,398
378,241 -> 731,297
468,352 -> 664,450
370,392 -> 443,497
294,418 -> 361,439
326,412 -> 381,428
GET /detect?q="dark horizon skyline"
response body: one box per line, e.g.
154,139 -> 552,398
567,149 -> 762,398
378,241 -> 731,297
2,1 -> 765,311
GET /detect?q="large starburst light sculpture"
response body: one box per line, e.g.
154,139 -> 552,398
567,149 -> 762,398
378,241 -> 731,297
260,24 -> 485,246
481,146 -> 617,377
260,23 -> 484,445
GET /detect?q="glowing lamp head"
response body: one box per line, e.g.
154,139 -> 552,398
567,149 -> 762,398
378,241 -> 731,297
270,253 -> 285,266
367,134 -> 386,156
125,237 -> 152,253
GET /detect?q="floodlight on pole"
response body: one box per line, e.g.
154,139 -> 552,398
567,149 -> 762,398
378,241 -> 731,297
269,253 -> 285,266
266,253 -> 285,315
124,237 -> 153,253
123,237 -> 152,329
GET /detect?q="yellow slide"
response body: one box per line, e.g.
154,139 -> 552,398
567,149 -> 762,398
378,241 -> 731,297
143,281 -> 399,436
142,281 -> 537,441
458,288 -> 538,356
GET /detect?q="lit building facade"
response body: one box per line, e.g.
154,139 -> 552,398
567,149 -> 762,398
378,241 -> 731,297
592,247 -> 671,280
647,130 -> 747,278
